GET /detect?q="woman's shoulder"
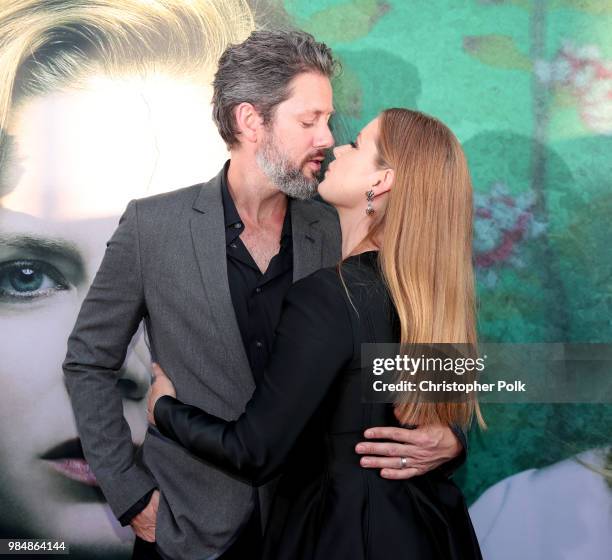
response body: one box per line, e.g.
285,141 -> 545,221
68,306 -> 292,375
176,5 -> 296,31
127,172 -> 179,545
338,250 -> 382,282
290,251 -> 386,312
289,265 -> 344,301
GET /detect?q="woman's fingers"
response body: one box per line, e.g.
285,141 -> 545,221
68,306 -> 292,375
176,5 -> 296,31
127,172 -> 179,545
147,363 -> 176,426
146,395 -> 157,426
149,363 -> 177,400
151,362 -> 167,379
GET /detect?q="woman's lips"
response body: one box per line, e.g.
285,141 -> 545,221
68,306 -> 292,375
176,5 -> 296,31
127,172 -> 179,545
40,437 -> 100,486
45,458 -> 99,486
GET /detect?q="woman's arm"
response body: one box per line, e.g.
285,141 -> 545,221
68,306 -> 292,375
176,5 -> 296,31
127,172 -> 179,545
153,270 -> 353,486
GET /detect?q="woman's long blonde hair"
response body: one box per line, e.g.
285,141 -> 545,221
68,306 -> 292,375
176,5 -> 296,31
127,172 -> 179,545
364,108 -> 484,429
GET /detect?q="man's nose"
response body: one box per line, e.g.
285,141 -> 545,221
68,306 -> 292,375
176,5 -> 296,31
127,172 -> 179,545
116,324 -> 151,400
316,122 -> 335,150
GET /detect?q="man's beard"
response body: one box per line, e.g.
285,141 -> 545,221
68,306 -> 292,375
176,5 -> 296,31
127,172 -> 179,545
256,133 -> 320,200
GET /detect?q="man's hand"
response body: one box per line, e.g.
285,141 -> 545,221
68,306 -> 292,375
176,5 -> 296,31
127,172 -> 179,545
355,424 -> 462,479
130,489 -> 159,542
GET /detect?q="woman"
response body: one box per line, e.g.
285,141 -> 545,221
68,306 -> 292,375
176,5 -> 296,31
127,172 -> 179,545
149,108 -> 484,559
0,0 -> 255,556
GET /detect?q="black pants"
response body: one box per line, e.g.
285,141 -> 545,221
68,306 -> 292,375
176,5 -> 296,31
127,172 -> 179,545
132,536 -> 163,560
132,509 -> 263,560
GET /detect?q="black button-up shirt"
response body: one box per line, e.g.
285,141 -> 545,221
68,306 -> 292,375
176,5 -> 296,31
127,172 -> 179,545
219,168 -> 294,558
221,167 -> 294,384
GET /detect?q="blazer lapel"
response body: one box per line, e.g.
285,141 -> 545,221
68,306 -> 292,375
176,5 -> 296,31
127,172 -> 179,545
190,170 -> 255,397
291,199 -> 324,281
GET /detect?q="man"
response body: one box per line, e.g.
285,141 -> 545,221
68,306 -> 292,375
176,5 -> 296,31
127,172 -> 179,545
64,30 -> 465,560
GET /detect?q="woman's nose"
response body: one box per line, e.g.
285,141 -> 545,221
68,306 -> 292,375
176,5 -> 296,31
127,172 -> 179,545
116,324 -> 151,400
333,143 -> 351,158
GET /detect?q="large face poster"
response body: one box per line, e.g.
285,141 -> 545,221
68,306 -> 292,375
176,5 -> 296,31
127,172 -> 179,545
0,1 -> 610,559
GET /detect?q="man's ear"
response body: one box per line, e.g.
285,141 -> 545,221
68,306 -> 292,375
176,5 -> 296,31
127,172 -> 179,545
233,102 -> 264,144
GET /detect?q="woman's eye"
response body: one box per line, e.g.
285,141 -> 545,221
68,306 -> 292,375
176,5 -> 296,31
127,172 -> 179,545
301,122 -> 315,128
0,260 -> 69,301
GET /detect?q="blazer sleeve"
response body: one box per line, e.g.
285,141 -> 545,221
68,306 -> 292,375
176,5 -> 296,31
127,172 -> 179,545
154,270 -> 354,486
63,200 -> 157,520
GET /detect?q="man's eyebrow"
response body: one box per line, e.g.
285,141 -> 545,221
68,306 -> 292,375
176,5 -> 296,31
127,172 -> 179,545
0,233 -> 83,263
299,109 -> 336,116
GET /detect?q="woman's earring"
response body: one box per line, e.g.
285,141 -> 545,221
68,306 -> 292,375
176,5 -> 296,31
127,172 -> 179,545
365,190 -> 375,216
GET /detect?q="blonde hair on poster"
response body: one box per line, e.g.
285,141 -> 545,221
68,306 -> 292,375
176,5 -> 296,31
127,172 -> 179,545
0,0 -> 256,136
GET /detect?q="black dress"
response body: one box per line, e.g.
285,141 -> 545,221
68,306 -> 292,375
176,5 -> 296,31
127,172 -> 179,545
154,251 -> 482,560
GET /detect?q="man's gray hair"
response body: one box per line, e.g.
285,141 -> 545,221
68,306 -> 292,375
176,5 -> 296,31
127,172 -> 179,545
212,29 -> 338,148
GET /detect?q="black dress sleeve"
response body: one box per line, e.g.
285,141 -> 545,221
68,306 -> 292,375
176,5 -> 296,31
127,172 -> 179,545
154,269 -> 354,486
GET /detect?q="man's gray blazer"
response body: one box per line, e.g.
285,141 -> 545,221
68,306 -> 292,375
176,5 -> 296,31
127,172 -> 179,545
63,166 -> 341,560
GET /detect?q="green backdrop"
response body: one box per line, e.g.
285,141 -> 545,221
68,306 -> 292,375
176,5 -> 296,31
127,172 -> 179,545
283,0 -> 612,502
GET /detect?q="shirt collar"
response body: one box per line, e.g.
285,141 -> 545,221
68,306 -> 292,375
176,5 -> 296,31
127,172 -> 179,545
221,160 -> 293,246
221,161 -> 241,215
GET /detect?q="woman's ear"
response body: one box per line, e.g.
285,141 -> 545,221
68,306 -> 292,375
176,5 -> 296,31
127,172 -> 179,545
233,102 -> 263,144
371,168 -> 394,197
